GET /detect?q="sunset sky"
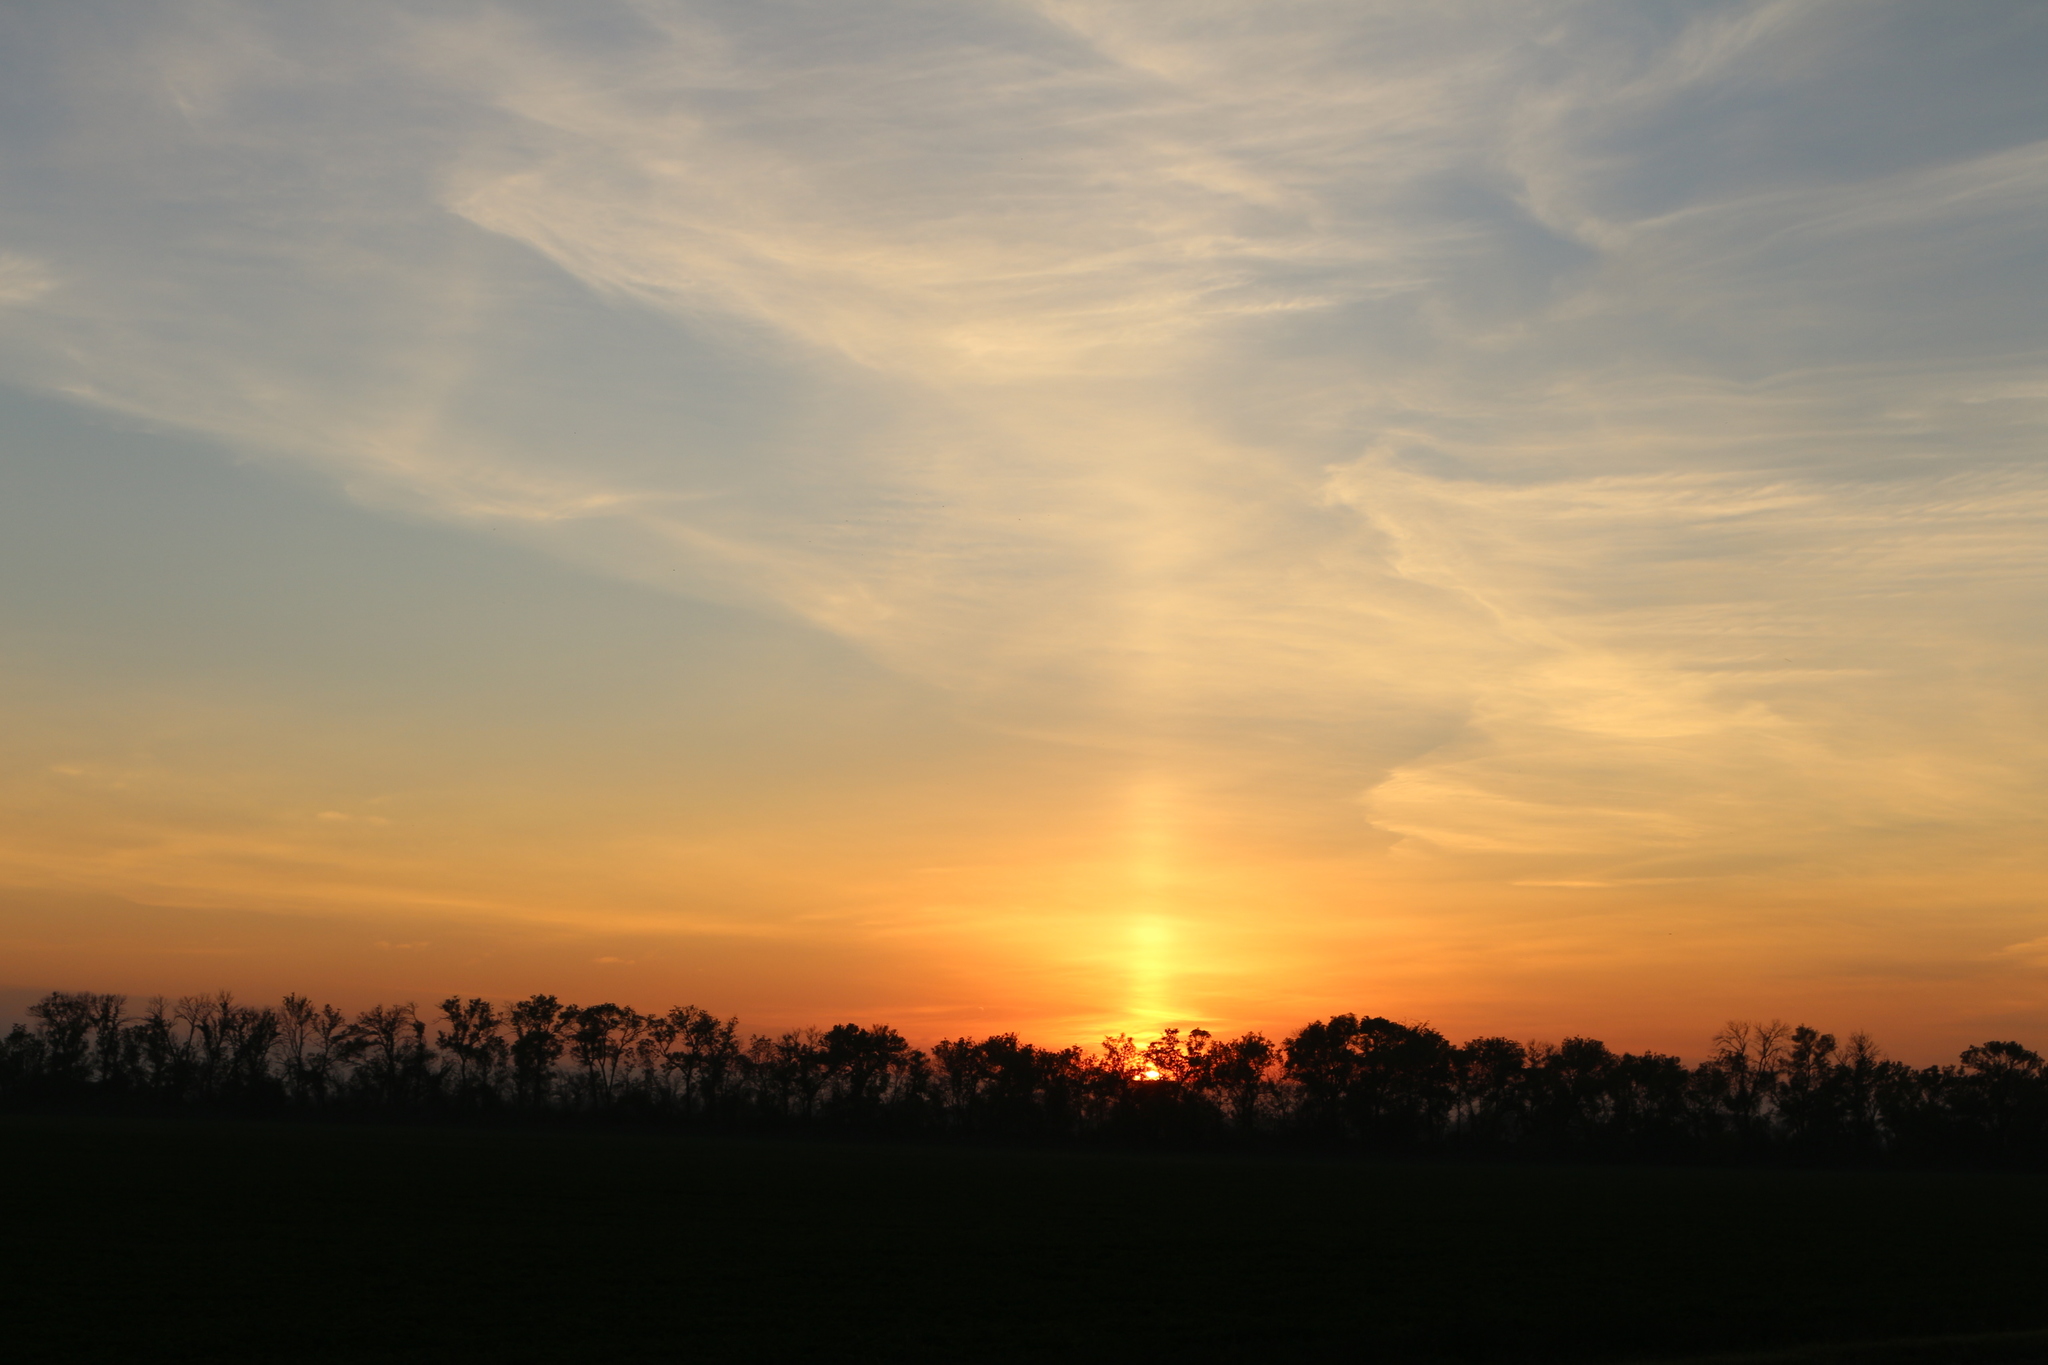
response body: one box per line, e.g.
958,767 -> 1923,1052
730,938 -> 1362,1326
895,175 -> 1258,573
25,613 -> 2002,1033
3,1 -> 2045,1058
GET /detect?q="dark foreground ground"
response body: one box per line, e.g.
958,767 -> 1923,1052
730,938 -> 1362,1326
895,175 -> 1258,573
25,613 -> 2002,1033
4,1115 -> 2047,1364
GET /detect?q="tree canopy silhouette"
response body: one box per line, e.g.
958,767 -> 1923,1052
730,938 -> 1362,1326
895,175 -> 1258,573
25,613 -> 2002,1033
6,989 -> 2045,1166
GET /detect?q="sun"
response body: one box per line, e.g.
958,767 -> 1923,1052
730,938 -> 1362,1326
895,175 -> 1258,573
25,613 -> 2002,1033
1138,1066 -> 1163,1081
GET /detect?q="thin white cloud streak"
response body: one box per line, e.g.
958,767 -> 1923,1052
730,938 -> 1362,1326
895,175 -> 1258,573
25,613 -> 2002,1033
0,253 -> 57,307
0,0 -> 2044,897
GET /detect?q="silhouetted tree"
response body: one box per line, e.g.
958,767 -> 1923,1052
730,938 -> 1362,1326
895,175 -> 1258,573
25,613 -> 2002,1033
1204,1032 -> 1279,1131
87,993 -> 129,1090
1835,1030 -> 1890,1156
933,1032 -> 1087,1135
9,980 -> 2048,1167
128,996 -> 186,1099
436,997 -> 509,1107
561,1003 -> 648,1108
1617,1049 -> 1692,1151
278,994 -> 349,1104
1526,1037 -> 1620,1147
1953,1040 -> 2048,1158
1129,1027 -> 1241,1137
657,1005 -> 743,1119
1284,1015 -> 1455,1146
1453,1036 -> 1528,1146
1702,1019 -> 1793,1144
343,1002 -> 427,1107
1775,1026 -> 1843,1153
1142,1027 -> 1212,1088
0,1022 -> 39,1097
756,1028 -> 830,1120
27,992 -> 98,1088
508,995 -> 568,1109
820,1023 -> 922,1118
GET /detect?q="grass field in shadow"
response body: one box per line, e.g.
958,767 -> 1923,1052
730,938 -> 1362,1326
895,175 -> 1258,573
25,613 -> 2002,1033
4,1114 -> 2045,1363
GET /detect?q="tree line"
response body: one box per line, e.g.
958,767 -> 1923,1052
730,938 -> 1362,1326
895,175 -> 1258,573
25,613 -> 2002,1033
5,989 -> 2045,1163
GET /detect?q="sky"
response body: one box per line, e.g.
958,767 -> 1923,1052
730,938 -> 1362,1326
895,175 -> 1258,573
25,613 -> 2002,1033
2,0 -> 2045,1059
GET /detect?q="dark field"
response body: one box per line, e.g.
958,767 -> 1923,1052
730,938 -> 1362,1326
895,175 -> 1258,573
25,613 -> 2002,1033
4,1115 -> 2047,1364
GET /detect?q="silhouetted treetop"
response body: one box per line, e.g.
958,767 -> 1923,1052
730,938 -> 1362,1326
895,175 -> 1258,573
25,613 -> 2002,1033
6,989 -> 2044,1166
